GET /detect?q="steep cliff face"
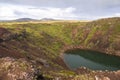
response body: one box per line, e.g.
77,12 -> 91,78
83,17 -> 120,56
70,17 -> 120,56
0,17 -> 119,80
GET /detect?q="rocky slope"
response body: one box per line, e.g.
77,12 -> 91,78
0,57 -> 43,80
0,17 -> 119,80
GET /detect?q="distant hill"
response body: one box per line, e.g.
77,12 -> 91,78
40,18 -> 55,21
0,18 -> 56,22
15,18 -> 55,21
14,18 -> 37,22
0,18 -> 38,22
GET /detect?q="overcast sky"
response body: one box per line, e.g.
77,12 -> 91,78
0,0 -> 120,20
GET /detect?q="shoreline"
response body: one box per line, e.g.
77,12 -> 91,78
59,45 -> 120,71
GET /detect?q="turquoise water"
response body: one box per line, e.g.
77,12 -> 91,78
64,49 -> 120,71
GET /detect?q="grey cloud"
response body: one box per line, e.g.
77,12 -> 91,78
0,0 -> 120,20
1,0 -> 120,14
1,0 -> 120,8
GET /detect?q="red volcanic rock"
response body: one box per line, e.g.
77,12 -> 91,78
0,28 -> 10,36
0,28 -> 11,40
0,57 -> 41,80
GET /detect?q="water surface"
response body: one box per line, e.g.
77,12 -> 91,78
64,49 -> 120,71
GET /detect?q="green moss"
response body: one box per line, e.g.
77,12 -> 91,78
74,75 -> 94,80
19,62 -> 28,70
84,27 -> 97,45
59,70 -> 75,76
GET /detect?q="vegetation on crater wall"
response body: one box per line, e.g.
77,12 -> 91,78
0,18 -> 120,79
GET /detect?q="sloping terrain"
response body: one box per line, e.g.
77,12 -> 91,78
72,17 -> 120,56
0,17 -> 120,80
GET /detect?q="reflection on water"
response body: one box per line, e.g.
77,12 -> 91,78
64,49 -> 120,71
